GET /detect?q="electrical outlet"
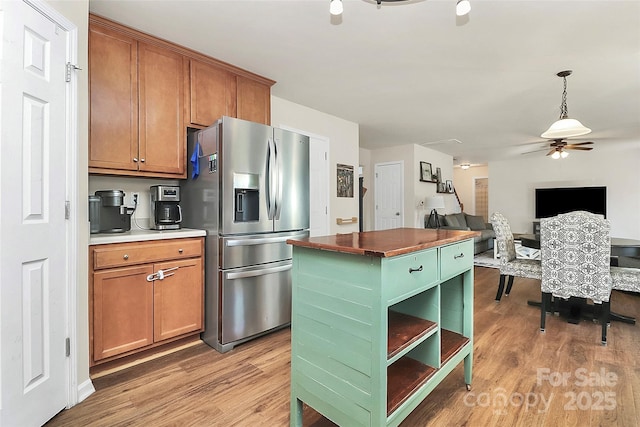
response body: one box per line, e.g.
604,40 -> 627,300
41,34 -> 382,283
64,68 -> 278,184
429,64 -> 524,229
132,192 -> 139,205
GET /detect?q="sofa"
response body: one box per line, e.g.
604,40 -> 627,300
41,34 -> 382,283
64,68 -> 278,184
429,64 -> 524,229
425,212 -> 495,255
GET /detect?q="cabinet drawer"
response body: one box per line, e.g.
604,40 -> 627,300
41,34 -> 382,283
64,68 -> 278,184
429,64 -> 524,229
93,238 -> 203,270
383,249 -> 438,302
440,239 -> 473,280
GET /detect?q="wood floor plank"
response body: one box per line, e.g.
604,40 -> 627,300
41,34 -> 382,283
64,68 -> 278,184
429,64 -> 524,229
46,266 -> 640,427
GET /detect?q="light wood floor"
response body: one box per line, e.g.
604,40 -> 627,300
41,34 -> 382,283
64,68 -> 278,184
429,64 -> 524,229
47,266 -> 640,426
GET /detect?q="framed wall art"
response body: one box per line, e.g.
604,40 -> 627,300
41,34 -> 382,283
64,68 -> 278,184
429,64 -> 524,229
420,162 -> 435,182
337,163 -> 354,197
446,180 -> 454,193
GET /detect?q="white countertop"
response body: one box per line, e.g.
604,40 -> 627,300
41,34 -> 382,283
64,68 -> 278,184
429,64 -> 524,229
90,228 -> 206,245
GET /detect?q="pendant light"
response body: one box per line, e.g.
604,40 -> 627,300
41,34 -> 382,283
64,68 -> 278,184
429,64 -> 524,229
329,0 -> 343,16
456,0 -> 471,16
541,70 -> 591,139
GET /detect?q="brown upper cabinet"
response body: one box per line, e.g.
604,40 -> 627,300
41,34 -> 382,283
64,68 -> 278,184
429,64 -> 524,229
189,59 -> 237,128
237,76 -> 271,125
89,21 -> 186,178
89,14 -> 274,178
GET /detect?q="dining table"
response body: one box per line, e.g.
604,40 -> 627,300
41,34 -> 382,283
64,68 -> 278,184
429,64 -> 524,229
519,234 -> 640,325
519,234 -> 640,258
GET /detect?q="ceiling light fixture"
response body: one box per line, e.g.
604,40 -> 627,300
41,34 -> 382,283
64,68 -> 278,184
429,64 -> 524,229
329,0 -> 470,17
456,0 -> 471,16
550,148 -> 570,160
460,163 -> 471,169
329,0 -> 343,16
541,70 -> 591,139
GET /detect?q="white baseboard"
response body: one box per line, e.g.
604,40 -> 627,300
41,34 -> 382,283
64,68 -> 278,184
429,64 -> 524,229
77,378 -> 96,404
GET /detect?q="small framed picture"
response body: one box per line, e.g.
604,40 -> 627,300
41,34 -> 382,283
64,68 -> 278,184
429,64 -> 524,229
438,182 -> 446,193
446,180 -> 454,193
420,162 -> 433,182
337,163 -> 354,198
436,167 -> 442,183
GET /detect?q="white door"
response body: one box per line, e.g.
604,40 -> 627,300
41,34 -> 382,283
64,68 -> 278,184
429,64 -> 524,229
1,0 -> 72,424
374,162 -> 404,230
308,136 -> 330,237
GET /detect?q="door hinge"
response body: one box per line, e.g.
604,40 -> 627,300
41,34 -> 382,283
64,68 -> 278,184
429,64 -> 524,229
65,337 -> 70,357
65,62 -> 82,82
65,201 -> 70,219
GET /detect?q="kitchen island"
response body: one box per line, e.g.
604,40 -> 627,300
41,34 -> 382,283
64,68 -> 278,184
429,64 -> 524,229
287,228 -> 478,427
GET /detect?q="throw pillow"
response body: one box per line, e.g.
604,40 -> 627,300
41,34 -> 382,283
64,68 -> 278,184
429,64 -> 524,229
453,213 -> 467,227
444,215 -> 460,228
466,214 -> 487,231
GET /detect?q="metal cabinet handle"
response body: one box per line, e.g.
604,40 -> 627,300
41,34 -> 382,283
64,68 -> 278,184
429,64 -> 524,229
123,254 -> 129,260
140,158 -> 145,163
454,253 -> 465,259
178,248 -> 183,253
133,158 -> 138,162
409,265 -> 423,273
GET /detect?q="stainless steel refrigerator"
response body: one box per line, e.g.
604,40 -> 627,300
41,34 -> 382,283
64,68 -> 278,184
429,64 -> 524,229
181,116 -> 309,353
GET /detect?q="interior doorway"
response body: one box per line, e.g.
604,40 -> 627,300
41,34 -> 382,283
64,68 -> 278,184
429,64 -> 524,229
374,161 -> 404,230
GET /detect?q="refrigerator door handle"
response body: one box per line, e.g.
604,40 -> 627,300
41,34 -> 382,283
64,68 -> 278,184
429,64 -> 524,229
266,137 -> 277,220
274,137 -> 283,220
225,263 -> 292,280
225,234 -> 302,247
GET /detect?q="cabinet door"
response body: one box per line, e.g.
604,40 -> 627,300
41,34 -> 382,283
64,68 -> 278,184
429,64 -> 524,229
189,59 -> 236,127
93,265 -> 154,361
138,42 -> 186,176
237,76 -> 271,125
88,24 -> 138,172
153,258 -> 204,342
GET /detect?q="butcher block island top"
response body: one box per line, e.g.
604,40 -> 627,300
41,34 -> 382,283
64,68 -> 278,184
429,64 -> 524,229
286,227 -> 479,257
288,227 -> 476,426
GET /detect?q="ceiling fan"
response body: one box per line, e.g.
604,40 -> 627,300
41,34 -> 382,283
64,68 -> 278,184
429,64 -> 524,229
521,138 -> 594,158
529,138 -> 594,159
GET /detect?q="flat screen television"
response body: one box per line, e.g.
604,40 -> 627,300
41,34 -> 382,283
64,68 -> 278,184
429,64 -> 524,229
535,186 -> 607,219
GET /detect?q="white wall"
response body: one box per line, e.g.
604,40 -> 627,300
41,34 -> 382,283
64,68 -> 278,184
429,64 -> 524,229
489,144 -> 640,239
271,96 -> 360,235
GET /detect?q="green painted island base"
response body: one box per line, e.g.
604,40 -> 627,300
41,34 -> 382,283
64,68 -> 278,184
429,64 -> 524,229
288,236 -> 474,427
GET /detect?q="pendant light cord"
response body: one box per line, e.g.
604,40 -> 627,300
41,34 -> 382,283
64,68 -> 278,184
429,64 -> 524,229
559,75 -> 568,119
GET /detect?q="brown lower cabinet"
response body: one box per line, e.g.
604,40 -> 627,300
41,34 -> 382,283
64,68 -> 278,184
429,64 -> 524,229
90,238 -> 204,366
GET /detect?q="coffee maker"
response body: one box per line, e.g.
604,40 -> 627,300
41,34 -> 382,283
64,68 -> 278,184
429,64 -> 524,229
150,185 -> 182,230
89,190 -> 133,233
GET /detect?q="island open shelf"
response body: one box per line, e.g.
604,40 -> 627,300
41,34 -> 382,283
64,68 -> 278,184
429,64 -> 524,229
288,228 -> 476,427
387,311 -> 437,360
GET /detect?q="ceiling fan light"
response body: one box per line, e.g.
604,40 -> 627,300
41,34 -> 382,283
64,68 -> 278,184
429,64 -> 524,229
551,151 -> 561,160
541,118 -> 591,139
561,150 -> 569,158
329,0 -> 343,16
456,0 -> 471,16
